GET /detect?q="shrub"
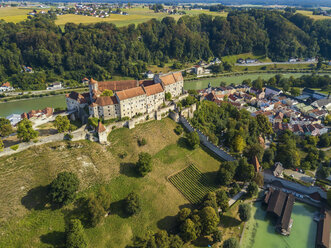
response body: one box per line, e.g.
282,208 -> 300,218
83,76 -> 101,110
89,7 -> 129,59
64,133 -> 73,141
125,192 -> 140,215
118,151 -> 127,159
238,203 -> 251,222
223,238 -> 239,248
174,125 -> 183,135
87,117 -> 99,128
137,137 -> 147,146
212,230 -> 223,243
10,144 -> 19,151
165,92 -> 172,101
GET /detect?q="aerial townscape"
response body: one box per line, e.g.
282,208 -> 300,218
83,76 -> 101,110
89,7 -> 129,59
0,0 -> 330,248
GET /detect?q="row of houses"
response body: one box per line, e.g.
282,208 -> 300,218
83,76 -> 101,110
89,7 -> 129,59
200,84 -> 329,136
21,107 -> 54,121
66,72 -> 184,120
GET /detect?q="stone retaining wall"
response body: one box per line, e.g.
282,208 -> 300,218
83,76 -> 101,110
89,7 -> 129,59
0,125 -> 87,158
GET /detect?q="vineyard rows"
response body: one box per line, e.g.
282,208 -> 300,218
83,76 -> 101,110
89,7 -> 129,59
168,164 -> 218,204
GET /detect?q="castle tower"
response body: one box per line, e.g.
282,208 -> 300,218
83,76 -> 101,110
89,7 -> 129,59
97,121 -> 107,144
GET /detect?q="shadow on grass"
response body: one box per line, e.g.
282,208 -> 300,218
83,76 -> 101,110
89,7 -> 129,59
220,215 -> 241,228
157,215 -> 177,232
192,236 -> 213,247
120,163 -> 140,178
40,231 -> 65,248
21,185 -> 50,210
177,137 -> 192,150
109,199 -> 130,218
198,171 -> 219,188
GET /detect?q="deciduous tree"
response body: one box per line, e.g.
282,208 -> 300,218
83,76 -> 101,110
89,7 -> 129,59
186,131 -> 200,149
49,172 -> 79,206
17,119 -> 38,142
54,115 -> 70,133
136,152 -> 152,176
238,203 -> 251,222
0,117 -> 13,137
66,219 -> 87,248
125,192 -> 140,215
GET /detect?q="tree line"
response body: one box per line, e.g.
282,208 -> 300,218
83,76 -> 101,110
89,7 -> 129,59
0,9 -> 330,90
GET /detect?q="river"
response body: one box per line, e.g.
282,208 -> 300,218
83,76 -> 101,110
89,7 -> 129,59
0,95 -> 66,117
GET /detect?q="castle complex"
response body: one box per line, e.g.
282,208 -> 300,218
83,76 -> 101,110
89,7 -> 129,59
66,72 -> 184,120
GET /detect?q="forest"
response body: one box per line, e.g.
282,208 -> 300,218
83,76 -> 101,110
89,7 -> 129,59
0,9 -> 330,90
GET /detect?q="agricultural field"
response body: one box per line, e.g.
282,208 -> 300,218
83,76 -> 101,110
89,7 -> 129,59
184,72 -> 317,90
0,118 -> 222,247
296,10 -> 331,20
0,7 -> 34,23
168,164 -> 218,204
221,53 -> 272,64
0,6 -> 228,26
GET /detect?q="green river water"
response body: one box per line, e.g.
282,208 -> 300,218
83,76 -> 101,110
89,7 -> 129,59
0,95 -> 66,117
241,202 -> 317,248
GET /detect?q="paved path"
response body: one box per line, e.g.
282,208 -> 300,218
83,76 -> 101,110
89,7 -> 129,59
228,185 -> 247,207
235,61 -> 317,66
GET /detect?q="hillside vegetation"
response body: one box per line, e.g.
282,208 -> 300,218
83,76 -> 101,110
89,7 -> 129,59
0,9 -> 329,90
0,118 -> 222,247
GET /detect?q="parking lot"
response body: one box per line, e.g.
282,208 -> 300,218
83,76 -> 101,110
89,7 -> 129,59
284,169 -> 315,184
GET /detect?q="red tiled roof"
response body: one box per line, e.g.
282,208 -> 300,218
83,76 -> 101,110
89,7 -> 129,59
144,83 -> 164,96
116,86 -> 145,101
89,78 -> 97,84
160,72 -> 183,86
67,91 -> 88,104
95,96 -> 118,106
97,121 -> 106,133
1,82 -> 11,87
252,156 -> 261,172
43,107 -> 53,117
98,80 -> 138,92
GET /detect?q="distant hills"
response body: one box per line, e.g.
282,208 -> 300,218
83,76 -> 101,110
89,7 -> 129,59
27,0 -> 331,7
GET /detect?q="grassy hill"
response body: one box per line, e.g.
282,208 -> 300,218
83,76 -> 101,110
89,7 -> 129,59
0,118 -> 222,247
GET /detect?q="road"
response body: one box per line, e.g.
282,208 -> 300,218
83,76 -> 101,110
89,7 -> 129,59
235,61 -> 317,67
3,86 -> 88,97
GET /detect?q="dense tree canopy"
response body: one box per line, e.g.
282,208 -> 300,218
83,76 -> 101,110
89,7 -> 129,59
191,101 -> 260,151
0,10 -> 329,90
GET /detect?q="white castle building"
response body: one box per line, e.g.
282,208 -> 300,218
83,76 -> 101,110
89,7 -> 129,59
66,72 -> 184,120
